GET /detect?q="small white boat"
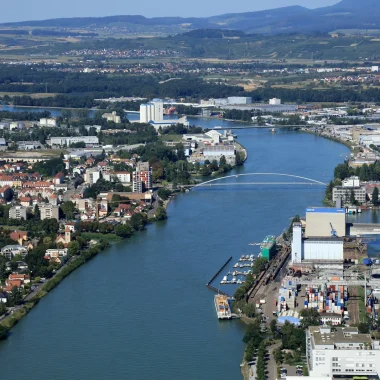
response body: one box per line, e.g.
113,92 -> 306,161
234,263 -> 239,268
237,279 -> 243,284
232,276 -> 237,284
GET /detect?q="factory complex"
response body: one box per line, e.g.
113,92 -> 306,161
273,206 -> 380,327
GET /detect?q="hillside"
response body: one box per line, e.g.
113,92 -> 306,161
1,0 -> 380,34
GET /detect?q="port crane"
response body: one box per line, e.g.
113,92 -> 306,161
330,222 -> 337,237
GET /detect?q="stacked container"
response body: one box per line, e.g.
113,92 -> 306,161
304,284 -> 347,314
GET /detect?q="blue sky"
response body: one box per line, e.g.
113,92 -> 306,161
1,0 -> 339,23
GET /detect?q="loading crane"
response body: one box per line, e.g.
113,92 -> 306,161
330,222 -> 337,237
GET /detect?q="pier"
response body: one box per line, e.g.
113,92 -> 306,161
207,256 -> 232,286
207,256 -> 233,297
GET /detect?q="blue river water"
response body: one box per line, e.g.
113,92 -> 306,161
0,111 -> 350,379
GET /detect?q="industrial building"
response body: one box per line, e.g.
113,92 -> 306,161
305,207 -> 346,238
291,208 -> 346,264
261,235 -> 277,260
39,118 -> 57,127
49,136 -> 99,147
102,111 -> 121,124
226,97 -> 252,105
306,326 -> 380,377
140,99 -> 164,123
139,99 -> 189,129
202,146 -> 236,165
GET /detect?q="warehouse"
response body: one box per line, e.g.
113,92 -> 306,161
305,207 -> 346,237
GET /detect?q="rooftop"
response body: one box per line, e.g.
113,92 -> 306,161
309,326 -> 373,347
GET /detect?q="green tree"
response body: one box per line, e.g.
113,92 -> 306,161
373,187 -> 379,206
300,308 -> 321,329
62,109 -> 72,121
61,201 -> 76,220
114,223 -> 134,238
350,189 -> 356,205
34,204 -> 40,220
7,286 -> 23,306
253,257 -> 268,275
0,325 -> 9,341
68,240 -> 80,256
244,303 -> 255,318
155,206 -> 168,221
270,319 -> 277,335
358,322 -> 370,334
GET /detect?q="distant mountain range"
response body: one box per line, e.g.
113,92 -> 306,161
2,0 -> 380,34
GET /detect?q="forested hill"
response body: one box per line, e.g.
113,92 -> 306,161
2,0 -> 380,34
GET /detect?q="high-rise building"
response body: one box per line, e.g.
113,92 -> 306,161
132,162 -> 152,193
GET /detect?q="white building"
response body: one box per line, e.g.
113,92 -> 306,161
269,98 -> 282,105
320,313 -> 342,325
40,118 -> 57,127
140,99 -> 164,123
85,168 -> 101,185
205,130 -> 222,144
45,249 -> 68,258
359,135 -> 380,147
102,111 -> 121,124
332,176 -> 366,204
1,245 -> 28,259
227,97 -> 252,105
203,145 -> 236,165
49,136 -> 99,147
307,326 -> 380,377
114,172 -> 131,184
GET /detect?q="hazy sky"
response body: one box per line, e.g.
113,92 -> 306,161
0,0 -> 340,23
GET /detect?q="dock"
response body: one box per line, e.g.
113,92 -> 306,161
207,256 -> 233,297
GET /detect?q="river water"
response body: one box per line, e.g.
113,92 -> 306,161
0,112 -> 350,379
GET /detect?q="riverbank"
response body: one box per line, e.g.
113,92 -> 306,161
301,127 -> 354,152
0,239 -> 109,337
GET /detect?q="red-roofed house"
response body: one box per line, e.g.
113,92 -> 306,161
18,196 -> 32,207
10,231 -> 28,245
54,172 -> 65,185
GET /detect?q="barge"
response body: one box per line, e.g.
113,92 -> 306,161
214,294 -> 232,319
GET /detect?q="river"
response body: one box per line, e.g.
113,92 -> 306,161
0,114 -> 349,379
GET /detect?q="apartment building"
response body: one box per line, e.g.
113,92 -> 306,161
84,168 -> 101,185
9,205 -> 27,220
332,176 -> 367,204
132,162 -> 152,193
307,326 -> 380,377
38,203 -> 59,221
